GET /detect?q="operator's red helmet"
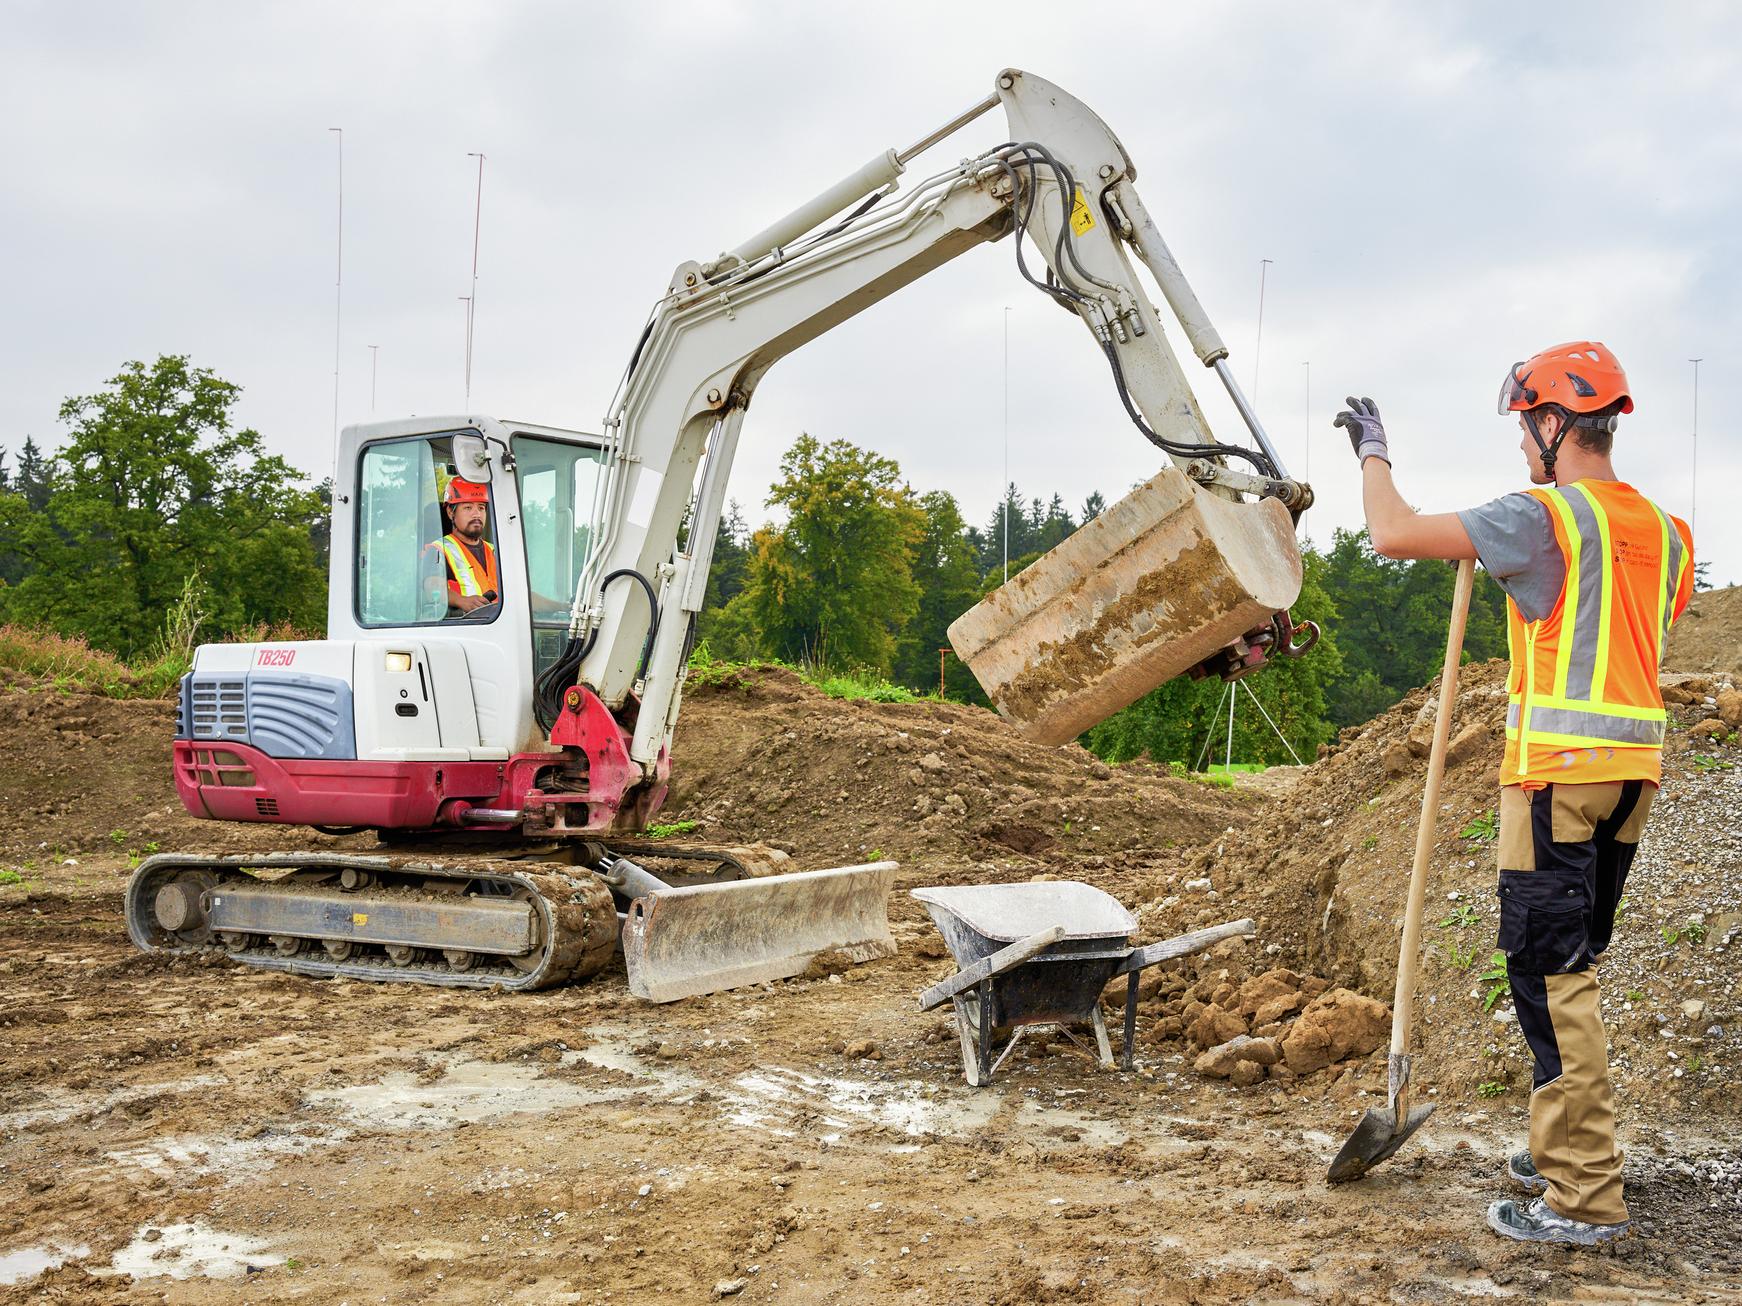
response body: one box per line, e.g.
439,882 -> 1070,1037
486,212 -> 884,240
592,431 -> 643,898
1498,341 -> 1633,417
444,477 -> 489,506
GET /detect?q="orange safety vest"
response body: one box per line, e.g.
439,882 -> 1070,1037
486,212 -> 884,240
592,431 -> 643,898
1503,479 -> 1693,786
440,534 -> 500,600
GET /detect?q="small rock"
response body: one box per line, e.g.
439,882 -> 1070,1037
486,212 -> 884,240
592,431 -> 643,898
1717,688 -> 1742,730
918,752 -> 947,772
714,1278 -> 750,1298
1186,1005 -> 1249,1051
1688,719 -> 1728,742
1194,1034 -> 1282,1077
1280,988 -> 1390,1075
1381,741 -> 1414,777
844,1038 -> 881,1061
1681,999 -> 1707,1025
1229,1060 -> 1265,1088
1445,722 -> 1489,768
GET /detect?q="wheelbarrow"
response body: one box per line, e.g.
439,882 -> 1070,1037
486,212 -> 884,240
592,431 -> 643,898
912,881 -> 1255,1086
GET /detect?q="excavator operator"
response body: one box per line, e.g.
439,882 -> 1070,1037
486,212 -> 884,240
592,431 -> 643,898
1336,341 -> 1693,1248
437,477 -> 500,616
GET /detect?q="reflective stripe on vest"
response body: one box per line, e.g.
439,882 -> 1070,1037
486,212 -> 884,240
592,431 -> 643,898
1509,482 -> 1677,774
440,536 -> 496,597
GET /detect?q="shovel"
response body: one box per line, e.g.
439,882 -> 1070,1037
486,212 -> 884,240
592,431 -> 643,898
1328,557 -> 1475,1183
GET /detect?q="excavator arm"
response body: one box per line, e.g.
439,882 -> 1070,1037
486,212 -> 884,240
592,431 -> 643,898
548,69 -> 1310,773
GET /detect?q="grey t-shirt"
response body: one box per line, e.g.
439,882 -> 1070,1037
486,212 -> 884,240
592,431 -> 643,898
1457,493 -> 1566,623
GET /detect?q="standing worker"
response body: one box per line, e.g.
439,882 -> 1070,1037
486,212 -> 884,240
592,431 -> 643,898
1336,341 -> 1694,1246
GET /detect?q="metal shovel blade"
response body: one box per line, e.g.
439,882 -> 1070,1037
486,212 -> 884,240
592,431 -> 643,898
622,861 -> 897,1003
1326,1100 -> 1436,1184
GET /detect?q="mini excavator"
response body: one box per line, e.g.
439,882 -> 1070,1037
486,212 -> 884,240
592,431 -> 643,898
126,70 -> 1316,1000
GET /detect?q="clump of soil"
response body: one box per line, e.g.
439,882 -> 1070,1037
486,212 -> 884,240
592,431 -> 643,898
664,666 -> 1256,868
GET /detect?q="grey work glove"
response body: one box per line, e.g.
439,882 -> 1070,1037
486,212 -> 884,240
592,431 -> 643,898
1334,396 -> 1390,466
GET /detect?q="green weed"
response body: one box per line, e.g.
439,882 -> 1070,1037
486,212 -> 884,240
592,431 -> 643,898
644,819 -> 699,840
1683,920 -> 1707,945
1438,903 -> 1479,930
1625,988 -> 1646,1004
1443,941 -> 1477,970
1475,1081 -> 1508,1099
0,870 -> 23,887
1361,835 -> 1380,851
1478,951 -> 1510,1011
109,828 -> 128,847
1688,752 -> 1735,772
1458,810 -> 1499,843
1686,1055 -> 1704,1074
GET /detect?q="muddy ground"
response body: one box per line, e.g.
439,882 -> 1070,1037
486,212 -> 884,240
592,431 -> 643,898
3,644 -> 1741,1302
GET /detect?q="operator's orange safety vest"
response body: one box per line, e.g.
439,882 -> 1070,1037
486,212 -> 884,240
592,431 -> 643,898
1503,479 -> 1693,786
440,534 -> 500,600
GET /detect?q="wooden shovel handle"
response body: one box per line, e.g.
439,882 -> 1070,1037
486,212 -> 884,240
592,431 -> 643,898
1390,558 -> 1476,1058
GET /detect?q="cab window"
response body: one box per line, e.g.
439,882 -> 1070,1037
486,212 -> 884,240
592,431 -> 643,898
513,434 -> 604,673
356,433 -> 499,627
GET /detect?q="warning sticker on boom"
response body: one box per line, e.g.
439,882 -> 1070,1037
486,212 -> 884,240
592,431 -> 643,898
1069,187 -> 1096,237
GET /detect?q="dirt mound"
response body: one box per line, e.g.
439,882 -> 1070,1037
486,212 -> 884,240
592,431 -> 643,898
1666,583 -> 1742,673
1133,658 -> 1742,1127
664,666 -> 1256,869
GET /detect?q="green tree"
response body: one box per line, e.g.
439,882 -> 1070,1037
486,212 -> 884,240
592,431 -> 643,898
893,490 -> 982,693
743,434 -> 924,673
0,357 -> 328,656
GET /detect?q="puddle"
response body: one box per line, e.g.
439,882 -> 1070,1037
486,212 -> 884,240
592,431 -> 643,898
110,1222 -> 282,1281
0,1075 -> 225,1131
1016,1101 -> 1127,1148
0,1243 -> 88,1287
728,1067 -> 1004,1140
106,1124 -> 346,1184
308,1056 -> 626,1129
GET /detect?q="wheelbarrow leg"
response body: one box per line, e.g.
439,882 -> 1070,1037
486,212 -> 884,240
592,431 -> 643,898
1122,970 -> 1139,1070
976,978 -> 994,1085
1090,1007 -> 1115,1070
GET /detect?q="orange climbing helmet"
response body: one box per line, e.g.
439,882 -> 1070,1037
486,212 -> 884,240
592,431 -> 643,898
443,476 -> 490,506
1497,341 -> 1633,417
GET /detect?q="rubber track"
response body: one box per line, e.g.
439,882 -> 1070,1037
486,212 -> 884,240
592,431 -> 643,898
125,852 -> 619,991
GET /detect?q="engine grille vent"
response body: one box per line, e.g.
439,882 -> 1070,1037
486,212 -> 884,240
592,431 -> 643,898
255,797 -> 280,817
190,678 -> 249,741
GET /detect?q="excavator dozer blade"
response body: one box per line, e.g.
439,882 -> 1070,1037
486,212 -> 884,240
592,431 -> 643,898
948,467 -> 1302,745
623,861 -> 898,1003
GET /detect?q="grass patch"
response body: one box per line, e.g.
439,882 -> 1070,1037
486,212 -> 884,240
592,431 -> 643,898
0,869 -> 24,887
643,819 -> 699,840
0,624 -> 182,697
684,642 -> 929,704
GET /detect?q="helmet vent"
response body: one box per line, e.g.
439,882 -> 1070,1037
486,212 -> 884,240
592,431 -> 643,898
1566,371 -> 1598,398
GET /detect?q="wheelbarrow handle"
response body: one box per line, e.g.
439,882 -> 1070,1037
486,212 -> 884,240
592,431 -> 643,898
1117,918 -> 1256,975
917,925 -> 1068,1012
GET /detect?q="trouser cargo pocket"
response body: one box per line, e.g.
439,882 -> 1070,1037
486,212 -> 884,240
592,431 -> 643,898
1498,868 -> 1590,975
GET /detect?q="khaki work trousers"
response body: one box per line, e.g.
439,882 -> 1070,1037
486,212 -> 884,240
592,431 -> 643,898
1496,780 -> 1653,1227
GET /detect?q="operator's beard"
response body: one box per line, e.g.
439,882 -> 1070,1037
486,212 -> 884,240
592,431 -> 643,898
457,523 -> 486,544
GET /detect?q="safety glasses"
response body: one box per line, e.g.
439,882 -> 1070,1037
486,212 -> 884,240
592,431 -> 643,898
1497,362 -> 1537,414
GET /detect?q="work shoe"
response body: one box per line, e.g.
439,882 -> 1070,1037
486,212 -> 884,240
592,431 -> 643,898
1486,1196 -> 1630,1246
1507,1149 -> 1549,1193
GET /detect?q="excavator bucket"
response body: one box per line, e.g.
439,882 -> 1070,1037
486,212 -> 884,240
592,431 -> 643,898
949,467 -> 1303,745
622,861 -> 898,1002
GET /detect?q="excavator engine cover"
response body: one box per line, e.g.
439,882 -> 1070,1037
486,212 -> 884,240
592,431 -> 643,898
948,467 -> 1302,744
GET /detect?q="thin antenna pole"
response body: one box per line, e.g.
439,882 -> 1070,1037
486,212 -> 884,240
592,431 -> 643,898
1253,258 -> 1273,404
1301,360 -> 1311,540
368,344 -> 379,413
1003,305 -> 1011,585
1690,357 -> 1702,541
328,127 -> 343,462
466,152 -> 486,407
458,297 -> 472,402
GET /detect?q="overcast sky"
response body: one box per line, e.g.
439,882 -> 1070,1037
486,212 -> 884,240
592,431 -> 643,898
6,1 -> 1738,581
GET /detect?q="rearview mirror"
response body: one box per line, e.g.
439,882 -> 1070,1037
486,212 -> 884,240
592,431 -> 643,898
452,432 -> 490,482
